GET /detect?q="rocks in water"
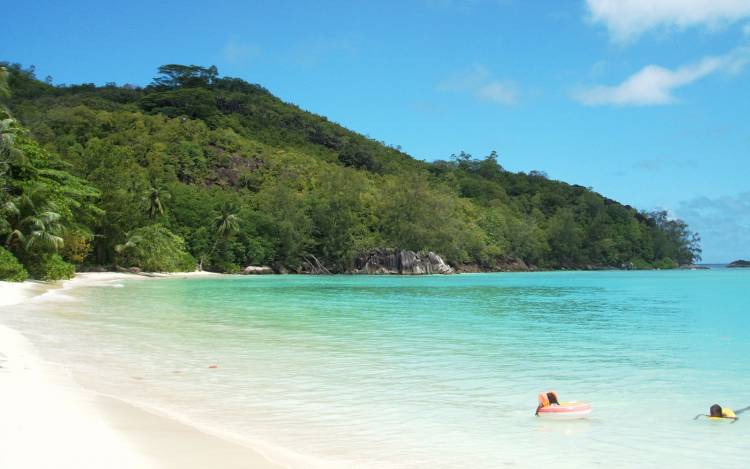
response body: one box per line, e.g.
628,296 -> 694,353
352,249 -> 454,275
242,265 -> 274,275
728,259 -> 750,268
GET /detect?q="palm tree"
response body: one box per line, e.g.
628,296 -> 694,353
0,198 -> 17,238
143,187 -> 170,219
211,202 -> 241,239
0,116 -> 25,164
114,233 -> 145,262
201,203 -> 241,270
0,69 -> 29,195
4,187 -> 64,254
20,211 -> 64,251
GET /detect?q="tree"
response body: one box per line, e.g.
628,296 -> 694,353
688,232 -> 702,263
144,187 -> 170,219
647,210 -> 701,265
1,184 -> 74,280
308,170 -> 368,271
378,174 -> 485,264
203,202 -> 242,270
338,145 -> 381,172
4,186 -> 64,253
115,224 -> 195,272
151,64 -> 219,89
0,66 -> 26,173
0,101 -> 102,278
1,117 -> 26,167
256,180 -> 312,269
0,66 -> 10,100
546,208 -> 584,266
478,151 -> 503,179
451,151 -> 474,170
211,202 -> 241,239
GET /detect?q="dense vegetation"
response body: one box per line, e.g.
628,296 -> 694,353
0,63 -> 701,280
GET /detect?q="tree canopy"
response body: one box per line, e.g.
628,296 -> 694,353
151,64 -> 219,89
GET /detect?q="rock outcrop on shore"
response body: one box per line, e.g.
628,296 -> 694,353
728,259 -> 750,268
456,257 -> 532,273
352,249 -> 455,275
242,266 -> 274,274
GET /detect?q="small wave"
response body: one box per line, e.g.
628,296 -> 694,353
88,282 -> 126,288
31,290 -> 78,303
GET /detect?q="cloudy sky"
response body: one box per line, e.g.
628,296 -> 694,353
3,0 -> 749,262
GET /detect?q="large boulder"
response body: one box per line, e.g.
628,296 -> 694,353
352,249 -> 454,275
242,265 -> 274,275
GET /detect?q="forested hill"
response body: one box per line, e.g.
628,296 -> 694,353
0,63 -> 701,280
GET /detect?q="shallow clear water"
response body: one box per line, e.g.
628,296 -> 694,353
4,270 -> 750,467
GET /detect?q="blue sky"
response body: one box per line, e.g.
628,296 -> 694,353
2,0 -> 749,262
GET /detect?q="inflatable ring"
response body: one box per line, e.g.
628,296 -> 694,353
537,401 -> 591,419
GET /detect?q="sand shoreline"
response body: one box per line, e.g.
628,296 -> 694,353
0,272 -> 285,469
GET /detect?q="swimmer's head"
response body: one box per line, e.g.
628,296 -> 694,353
710,404 -> 723,418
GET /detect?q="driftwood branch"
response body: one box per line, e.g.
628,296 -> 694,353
303,254 -> 331,274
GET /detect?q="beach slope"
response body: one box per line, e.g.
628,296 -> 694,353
0,276 -> 283,469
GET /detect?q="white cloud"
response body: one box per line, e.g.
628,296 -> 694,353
438,64 -> 518,105
586,0 -> 750,42
574,47 -> 750,106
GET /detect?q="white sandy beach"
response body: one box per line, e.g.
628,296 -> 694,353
0,273 -> 284,469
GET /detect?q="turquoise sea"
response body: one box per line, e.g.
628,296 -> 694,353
4,270 -> 750,468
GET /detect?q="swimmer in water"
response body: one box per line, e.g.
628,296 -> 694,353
694,404 -> 739,422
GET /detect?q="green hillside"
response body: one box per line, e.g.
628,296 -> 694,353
0,63 -> 701,279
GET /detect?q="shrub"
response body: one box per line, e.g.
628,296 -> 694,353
209,261 -> 241,274
116,224 -> 196,272
631,258 -> 653,270
27,254 -> 76,280
61,228 -> 93,264
653,257 -> 678,270
0,247 -> 29,282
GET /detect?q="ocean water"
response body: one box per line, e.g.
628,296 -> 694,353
3,270 -> 750,468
